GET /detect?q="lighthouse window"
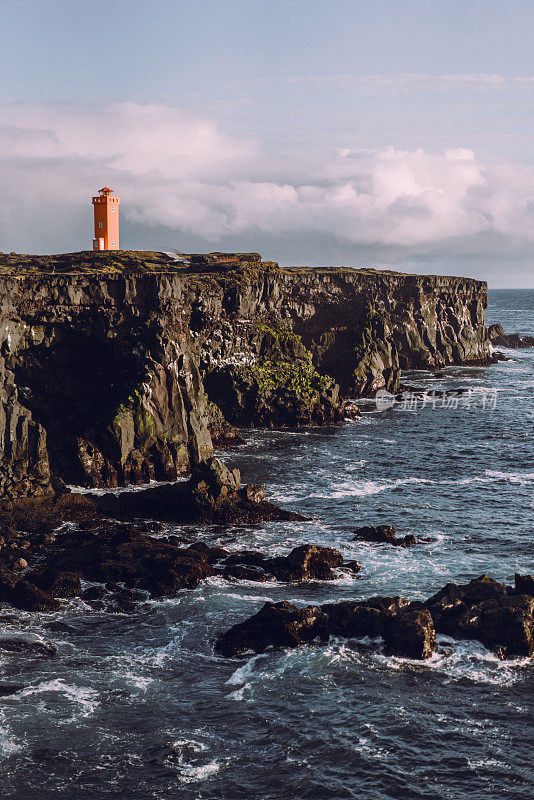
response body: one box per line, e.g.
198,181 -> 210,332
98,222 -> 103,228
111,207 -> 115,212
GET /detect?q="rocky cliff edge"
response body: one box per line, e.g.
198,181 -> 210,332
0,250 -> 492,496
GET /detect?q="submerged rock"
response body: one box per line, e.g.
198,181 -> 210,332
0,639 -> 57,657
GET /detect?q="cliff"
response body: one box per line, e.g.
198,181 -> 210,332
0,251 -> 492,497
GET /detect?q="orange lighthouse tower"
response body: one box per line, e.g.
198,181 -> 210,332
92,187 -> 120,250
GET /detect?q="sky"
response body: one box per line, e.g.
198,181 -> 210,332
1,0 -> 534,287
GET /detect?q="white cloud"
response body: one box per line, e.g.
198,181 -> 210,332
0,100 -> 534,280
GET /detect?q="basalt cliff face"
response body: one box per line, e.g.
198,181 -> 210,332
0,251 -> 491,497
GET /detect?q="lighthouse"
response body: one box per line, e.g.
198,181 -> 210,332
92,187 -> 120,251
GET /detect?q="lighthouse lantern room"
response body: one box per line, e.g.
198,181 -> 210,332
92,187 -> 120,251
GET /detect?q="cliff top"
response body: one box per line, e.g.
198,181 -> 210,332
0,250 -> 481,285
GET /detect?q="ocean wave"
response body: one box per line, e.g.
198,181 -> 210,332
220,633 -> 533,696
372,636 -> 533,686
275,468 -> 534,501
0,709 -> 23,756
17,679 -> 100,717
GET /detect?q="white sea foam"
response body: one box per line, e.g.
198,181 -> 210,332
222,634 -> 533,692
278,468 -> 534,502
226,652 -> 269,687
161,738 -> 221,783
0,709 -> 23,756
370,636 -> 533,686
311,476 -> 432,499
68,477 -> 187,496
18,679 -> 100,717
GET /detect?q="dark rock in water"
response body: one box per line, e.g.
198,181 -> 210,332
221,544 -> 349,583
382,607 -> 436,659
267,544 -> 342,581
0,684 -> 25,696
215,601 -> 329,658
342,560 -> 362,574
216,595 -> 436,660
223,564 -> 268,582
111,587 -> 145,612
9,580 -> 61,612
43,621 -> 80,634
81,585 -> 107,602
8,492 -> 98,535
487,323 -> 534,349
353,525 -> 397,544
27,569 -> 81,598
39,526 -> 215,599
515,574 -> 534,595
425,575 -> 534,658
353,525 -> 418,547
321,598 -> 400,639
0,639 -> 57,657
92,458 -> 303,525
187,542 -> 229,564
397,534 -> 417,548
216,573 -> 534,662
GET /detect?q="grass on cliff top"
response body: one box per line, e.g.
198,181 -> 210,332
0,250 -> 189,276
0,251 -> 481,284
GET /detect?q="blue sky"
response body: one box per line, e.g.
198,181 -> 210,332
1,0 -> 534,286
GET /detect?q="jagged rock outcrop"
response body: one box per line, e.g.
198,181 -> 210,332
425,575 -> 534,657
487,323 -> 534,349
0,251 -> 493,494
91,457 -> 303,524
215,574 -> 534,661
215,597 -> 437,660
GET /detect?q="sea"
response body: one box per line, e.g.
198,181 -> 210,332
1,289 -> 533,800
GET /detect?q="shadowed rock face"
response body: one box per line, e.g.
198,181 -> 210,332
0,252 -> 492,496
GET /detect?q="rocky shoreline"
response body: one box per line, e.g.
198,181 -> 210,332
0,251 -> 532,673
0,456 -> 532,667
